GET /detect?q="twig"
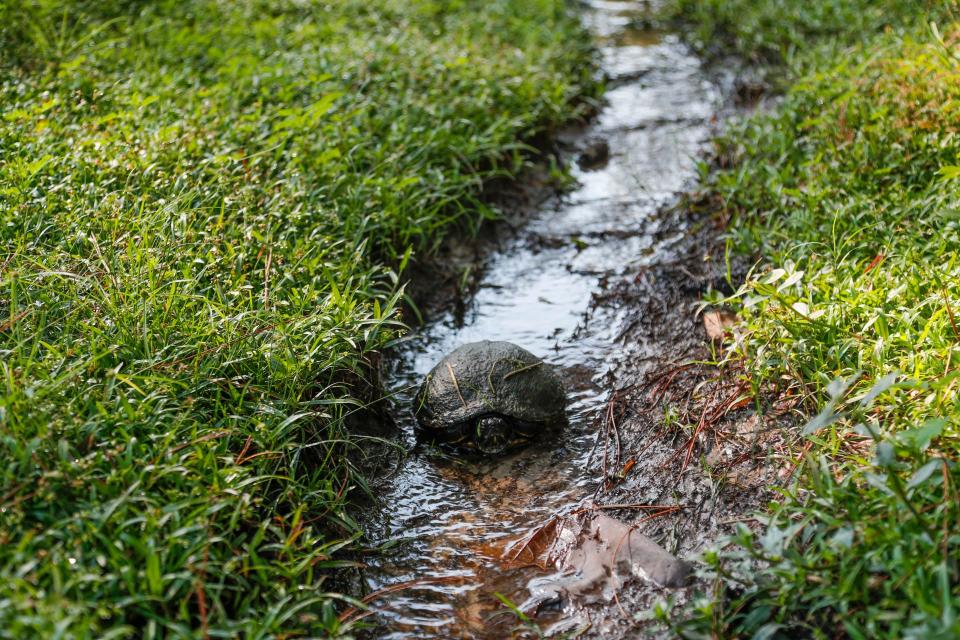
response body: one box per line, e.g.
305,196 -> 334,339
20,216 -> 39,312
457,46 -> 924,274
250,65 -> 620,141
263,246 -> 273,310
0,309 -> 31,333
663,381 -> 749,474
446,362 -> 468,408
235,436 -> 254,464
596,390 -> 626,495
607,392 -> 623,476
502,361 -> 543,381
863,253 -> 885,274
640,362 -> 697,394
588,503 -> 686,512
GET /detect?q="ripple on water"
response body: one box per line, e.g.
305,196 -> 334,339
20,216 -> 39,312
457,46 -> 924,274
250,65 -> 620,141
361,3 -> 719,637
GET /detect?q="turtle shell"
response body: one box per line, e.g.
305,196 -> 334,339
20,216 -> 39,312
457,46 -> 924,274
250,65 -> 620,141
413,341 -> 566,447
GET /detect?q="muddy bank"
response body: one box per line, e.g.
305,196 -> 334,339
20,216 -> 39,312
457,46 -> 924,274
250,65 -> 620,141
560,199 -> 801,637
348,1 -> 794,637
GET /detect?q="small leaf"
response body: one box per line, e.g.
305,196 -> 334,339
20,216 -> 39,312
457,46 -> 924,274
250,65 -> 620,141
938,165 -> 960,180
829,527 -> 855,549
778,270 -> 804,290
907,459 -> 942,489
399,246 -> 413,273
761,268 -> 787,284
743,606 -> 775,633
864,472 -> 894,495
802,404 -> 840,435
875,441 -> 895,467
146,551 -> 162,596
899,418 -> 945,451
859,372 -> 899,407
827,376 -> 854,399
854,422 -> 876,438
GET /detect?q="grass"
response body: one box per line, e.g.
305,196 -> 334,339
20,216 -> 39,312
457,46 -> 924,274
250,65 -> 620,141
670,0 -> 947,67
661,1 -> 960,637
0,0 -> 598,636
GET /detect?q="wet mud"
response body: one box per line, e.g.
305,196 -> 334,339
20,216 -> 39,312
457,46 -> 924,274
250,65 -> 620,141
351,1 -> 792,638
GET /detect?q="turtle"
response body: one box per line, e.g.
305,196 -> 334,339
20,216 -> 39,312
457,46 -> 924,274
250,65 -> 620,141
413,341 -> 567,455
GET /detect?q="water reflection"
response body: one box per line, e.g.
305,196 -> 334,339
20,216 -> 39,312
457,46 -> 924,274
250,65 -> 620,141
360,0 -> 720,635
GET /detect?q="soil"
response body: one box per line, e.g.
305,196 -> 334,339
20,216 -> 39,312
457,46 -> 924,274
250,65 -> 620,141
557,199 -> 803,637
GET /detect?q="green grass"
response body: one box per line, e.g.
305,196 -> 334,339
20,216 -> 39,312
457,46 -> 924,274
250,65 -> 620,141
0,0 -> 597,636
669,0 -> 949,67
664,1 -> 960,638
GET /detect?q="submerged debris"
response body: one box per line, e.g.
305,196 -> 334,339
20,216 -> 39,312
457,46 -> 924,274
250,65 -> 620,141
577,137 -> 611,170
501,508 -> 690,617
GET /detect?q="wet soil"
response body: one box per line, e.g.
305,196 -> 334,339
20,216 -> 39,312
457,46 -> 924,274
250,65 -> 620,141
349,1 -> 795,638
558,205 -> 802,637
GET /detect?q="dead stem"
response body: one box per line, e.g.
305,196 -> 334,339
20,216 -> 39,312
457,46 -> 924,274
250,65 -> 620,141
587,503 -> 686,512
446,362 -> 468,408
263,246 -> 273,310
595,389 -> 628,496
0,308 -> 31,333
662,381 -> 750,474
502,360 -> 543,381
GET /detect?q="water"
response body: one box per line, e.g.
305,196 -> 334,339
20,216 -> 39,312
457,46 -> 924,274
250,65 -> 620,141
360,1 -> 721,636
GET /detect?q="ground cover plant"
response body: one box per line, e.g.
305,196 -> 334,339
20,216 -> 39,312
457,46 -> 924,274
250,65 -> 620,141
665,0 -> 960,637
0,0 -> 598,636
671,0 -> 946,66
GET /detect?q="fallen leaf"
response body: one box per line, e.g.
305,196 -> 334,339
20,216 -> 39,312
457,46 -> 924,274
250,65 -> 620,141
703,309 -> 739,341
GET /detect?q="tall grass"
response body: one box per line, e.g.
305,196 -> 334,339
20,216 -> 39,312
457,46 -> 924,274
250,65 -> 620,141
666,1 -> 960,637
0,0 -> 598,636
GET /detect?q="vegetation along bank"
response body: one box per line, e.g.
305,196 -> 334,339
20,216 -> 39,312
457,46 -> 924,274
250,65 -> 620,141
665,0 -> 960,637
0,0 -> 598,636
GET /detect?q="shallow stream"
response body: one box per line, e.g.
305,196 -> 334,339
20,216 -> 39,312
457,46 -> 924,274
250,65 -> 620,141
361,1 -> 722,636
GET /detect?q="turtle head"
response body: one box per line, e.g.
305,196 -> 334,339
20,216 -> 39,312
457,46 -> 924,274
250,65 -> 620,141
474,415 -> 512,455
